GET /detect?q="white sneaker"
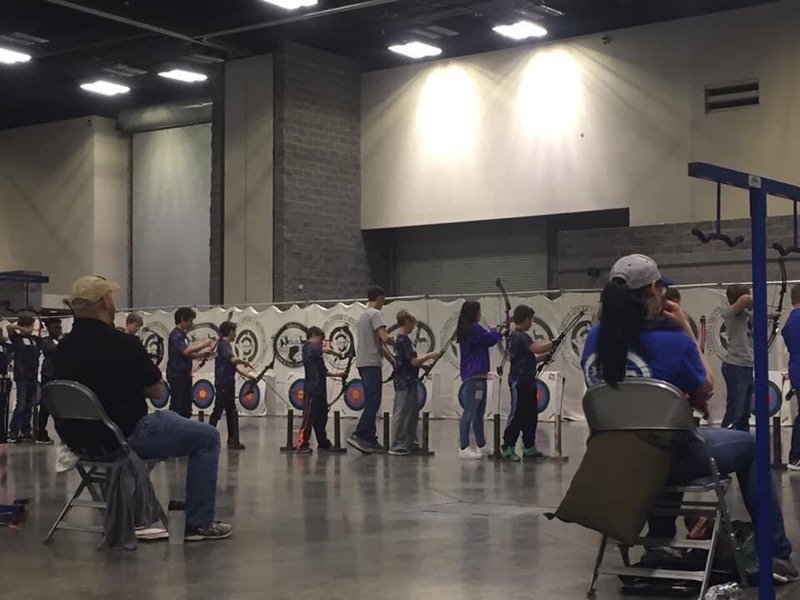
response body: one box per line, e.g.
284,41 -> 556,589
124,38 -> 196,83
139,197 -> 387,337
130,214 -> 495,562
477,445 -> 492,456
459,447 -> 482,460
788,460 -> 800,471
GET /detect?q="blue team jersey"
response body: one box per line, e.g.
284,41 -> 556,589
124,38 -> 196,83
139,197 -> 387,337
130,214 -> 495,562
166,327 -> 192,379
509,330 -> 537,384
581,323 -> 706,394
10,333 -> 41,382
393,334 -> 418,391
302,341 -> 327,397
215,338 -> 236,391
782,308 -> 800,388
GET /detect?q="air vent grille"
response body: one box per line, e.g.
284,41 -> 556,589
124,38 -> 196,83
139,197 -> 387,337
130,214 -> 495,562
705,79 -> 759,113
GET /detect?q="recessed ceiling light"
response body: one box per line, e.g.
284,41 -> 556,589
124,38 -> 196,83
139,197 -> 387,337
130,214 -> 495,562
0,47 -> 32,65
261,0 -> 317,9
158,69 -> 208,83
493,20 -> 548,40
80,80 -> 130,97
388,42 -> 443,60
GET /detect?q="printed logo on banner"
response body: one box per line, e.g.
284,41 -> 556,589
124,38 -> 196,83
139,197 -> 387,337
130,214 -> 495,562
274,322 -> 308,369
564,306 -> 597,368
323,315 -> 357,372
139,322 -> 169,368
188,322 -> 221,346
388,320 -> 436,355
582,350 -> 651,386
233,315 -> 267,367
707,305 -> 731,359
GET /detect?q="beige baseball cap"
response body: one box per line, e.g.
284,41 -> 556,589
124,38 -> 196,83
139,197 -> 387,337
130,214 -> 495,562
66,275 -> 120,309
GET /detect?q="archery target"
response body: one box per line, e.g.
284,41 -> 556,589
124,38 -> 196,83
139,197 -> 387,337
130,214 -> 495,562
536,379 -> 550,414
344,379 -> 366,411
750,380 -> 783,418
150,381 -> 170,410
417,381 -> 427,410
239,381 -> 261,412
289,379 -> 305,410
192,379 -> 215,410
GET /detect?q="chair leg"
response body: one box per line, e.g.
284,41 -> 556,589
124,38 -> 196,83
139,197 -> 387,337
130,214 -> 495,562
718,497 -> 748,586
698,510 -> 723,600
618,544 -> 631,567
44,475 -> 90,544
588,535 -> 608,597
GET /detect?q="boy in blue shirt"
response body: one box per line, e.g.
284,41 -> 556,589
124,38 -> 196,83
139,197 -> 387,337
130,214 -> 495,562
35,318 -> 62,444
502,305 -> 554,462
167,307 -> 214,417
296,327 -> 343,454
210,321 -> 255,451
782,283 -> 800,470
389,310 -> 437,456
7,315 -> 41,442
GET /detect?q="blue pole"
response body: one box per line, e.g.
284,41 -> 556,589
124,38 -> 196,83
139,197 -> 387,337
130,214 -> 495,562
750,183 -> 775,600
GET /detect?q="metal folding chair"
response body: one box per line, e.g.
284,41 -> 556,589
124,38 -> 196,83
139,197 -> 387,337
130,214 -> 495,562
583,378 -> 747,599
42,380 -> 165,544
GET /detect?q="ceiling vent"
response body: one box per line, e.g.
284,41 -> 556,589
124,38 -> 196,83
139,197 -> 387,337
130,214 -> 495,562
705,79 -> 759,113
102,63 -> 148,78
185,53 -> 225,64
0,32 -> 50,46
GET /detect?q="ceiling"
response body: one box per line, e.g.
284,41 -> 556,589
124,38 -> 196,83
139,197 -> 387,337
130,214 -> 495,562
0,0 -> 779,130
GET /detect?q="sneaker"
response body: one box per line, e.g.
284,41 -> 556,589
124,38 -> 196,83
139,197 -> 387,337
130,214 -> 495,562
317,442 -> 334,452
135,526 -> 169,541
295,445 -> 312,455
523,447 -> 547,459
501,446 -> 521,462
388,448 -> 410,456
347,435 -> 373,455
477,445 -> 492,456
459,447 -> 482,460
226,440 -> 245,450
7,434 -> 19,444
368,440 -> 386,454
18,433 -> 34,443
788,460 -> 800,471
185,521 -> 233,542
36,433 -> 54,445
774,557 -> 800,584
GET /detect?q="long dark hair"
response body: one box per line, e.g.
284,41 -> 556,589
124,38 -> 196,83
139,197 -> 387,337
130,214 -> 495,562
597,278 -> 648,386
456,301 -> 481,343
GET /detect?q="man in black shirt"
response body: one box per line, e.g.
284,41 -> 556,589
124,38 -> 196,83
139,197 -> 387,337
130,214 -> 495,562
54,276 -> 232,541
36,318 -> 62,445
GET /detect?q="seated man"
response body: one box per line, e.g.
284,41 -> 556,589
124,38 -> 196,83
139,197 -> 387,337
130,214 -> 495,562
581,254 -> 797,582
53,275 -> 231,542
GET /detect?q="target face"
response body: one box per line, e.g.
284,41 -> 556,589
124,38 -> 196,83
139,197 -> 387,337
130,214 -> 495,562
417,381 -> 427,410
750,380 -> 783,417
344,379 -> 366,411
151,381 -> 170,409
239,381 -> 261,411
536,379 -> 550,414
192,379 -> 215,409
289,379 -> 305,410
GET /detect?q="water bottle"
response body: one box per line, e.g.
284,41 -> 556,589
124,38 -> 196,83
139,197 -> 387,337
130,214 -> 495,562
704,582 -> 743,599
168,500 -> 186,546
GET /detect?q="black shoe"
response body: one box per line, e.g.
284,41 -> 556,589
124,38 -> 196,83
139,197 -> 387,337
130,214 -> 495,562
317,443 -> 334,452
185,521 -> 233,542
774,557 -> 800,584
18,433 -> 34,443
35,433 -> 54,445
346,435 -> 372,455
295,445 -> 312,455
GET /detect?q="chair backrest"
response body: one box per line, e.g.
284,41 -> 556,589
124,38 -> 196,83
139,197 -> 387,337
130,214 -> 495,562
43,380 -> 128,451
583,378 -> 696,434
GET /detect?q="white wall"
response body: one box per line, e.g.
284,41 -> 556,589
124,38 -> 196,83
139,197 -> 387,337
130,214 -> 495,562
362,0 -> 800,230
0,116 -> 129,299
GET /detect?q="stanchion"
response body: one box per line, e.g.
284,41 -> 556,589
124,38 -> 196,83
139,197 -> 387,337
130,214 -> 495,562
32,406 -> 39,439
418,412 -> 434,456
547,414 -> 569,462
382,411 -> 390,452
0,377 -> 10,444
280,409 -> 295,452
489,413 -> 502,460
329,411 -> 347,453
772,415 -> 786,470
198,410 -> 205,423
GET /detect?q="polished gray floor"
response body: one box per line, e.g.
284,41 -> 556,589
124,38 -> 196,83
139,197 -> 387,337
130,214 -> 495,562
1,418 -> 799,599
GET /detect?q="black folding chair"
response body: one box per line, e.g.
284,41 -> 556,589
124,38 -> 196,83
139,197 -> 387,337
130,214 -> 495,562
43,380 -> 166,543
583,379 -> 747,599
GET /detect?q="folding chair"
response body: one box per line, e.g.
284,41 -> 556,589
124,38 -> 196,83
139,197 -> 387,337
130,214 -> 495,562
42,380 -> 166,544
583,378 -> 747,599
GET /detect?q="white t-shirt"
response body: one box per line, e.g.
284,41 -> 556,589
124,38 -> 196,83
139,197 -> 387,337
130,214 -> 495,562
356,307 -> 386,368
722,306 -> 753,367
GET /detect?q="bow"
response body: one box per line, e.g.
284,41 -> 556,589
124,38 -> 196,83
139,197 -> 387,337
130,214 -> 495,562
419,329 -> 456,382
495,278 -> 512,377
536,310 -> 586,377
767,253 -> 787,351
699,315 -> 707,354
329,329 -> 356,407
192,310 -> 234,373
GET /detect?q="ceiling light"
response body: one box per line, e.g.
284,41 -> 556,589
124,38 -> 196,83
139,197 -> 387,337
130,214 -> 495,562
493,20 -> 548,40
0,47 -> 32,65
80,80 -> 130,96
388,42 -> 443,60
261,0 -> 318,9
158,69 -> 208,83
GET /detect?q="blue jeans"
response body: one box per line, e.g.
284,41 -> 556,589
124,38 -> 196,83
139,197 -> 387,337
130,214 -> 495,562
460,377 -> 487,449
127,410 -> 220,529
649,428 -> 792,558
354,366 -> 382,444
9,379 -> 36,436
721,362 -> 752,431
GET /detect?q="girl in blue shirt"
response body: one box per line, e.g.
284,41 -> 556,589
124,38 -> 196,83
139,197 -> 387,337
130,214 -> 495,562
456,301 -> 505,459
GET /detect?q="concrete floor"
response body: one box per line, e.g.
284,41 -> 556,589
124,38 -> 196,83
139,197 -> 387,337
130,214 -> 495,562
1,418 -> 799,600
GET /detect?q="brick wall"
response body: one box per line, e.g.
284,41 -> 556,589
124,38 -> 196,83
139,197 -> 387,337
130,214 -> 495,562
555,215 -> 800,289
273,43 -> 371,302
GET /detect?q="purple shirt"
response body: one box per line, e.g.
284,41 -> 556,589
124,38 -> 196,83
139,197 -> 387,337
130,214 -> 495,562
459,323 -> 501,380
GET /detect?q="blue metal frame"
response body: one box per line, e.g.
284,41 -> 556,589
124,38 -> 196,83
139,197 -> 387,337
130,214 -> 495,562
689,162 -> 800,600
